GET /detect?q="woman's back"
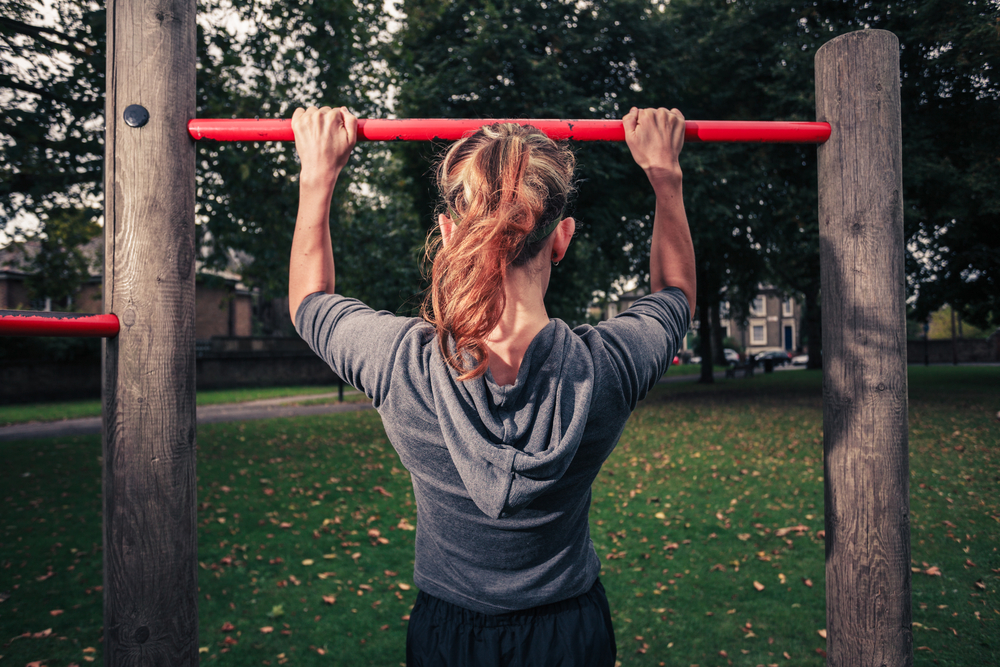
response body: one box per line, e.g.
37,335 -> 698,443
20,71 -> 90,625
295,286 -> 689,613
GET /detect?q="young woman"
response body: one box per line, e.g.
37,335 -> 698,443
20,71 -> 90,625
288,106 -> 695,666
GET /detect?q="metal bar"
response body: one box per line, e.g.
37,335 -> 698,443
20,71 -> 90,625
188,118 -> 831,144
0,310 -> 121,337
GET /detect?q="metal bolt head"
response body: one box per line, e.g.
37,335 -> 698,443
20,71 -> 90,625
123,105 -> 150,128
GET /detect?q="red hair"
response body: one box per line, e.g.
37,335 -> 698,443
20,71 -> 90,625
421,123 -> 575,381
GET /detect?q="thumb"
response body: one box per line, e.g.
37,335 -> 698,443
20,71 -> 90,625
623,107 -> 638,136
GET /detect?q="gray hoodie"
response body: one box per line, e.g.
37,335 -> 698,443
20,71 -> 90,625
295,287 -> 688,614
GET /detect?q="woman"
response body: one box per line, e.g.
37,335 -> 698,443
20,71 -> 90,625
288,106 -> 695,666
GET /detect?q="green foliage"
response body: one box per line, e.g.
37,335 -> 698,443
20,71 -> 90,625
2,0 -> 997,334
23,206 -> 100,307
193,0 -> 425,314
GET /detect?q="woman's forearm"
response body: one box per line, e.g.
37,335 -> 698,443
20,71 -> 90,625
648,169 -> 696,317
288,177 -> 338,321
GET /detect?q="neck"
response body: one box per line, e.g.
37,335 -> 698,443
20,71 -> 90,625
485,263 -> 551,385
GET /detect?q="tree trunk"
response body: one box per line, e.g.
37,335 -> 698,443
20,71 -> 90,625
816,29 -> 911,667
711,300 -> 724,363
803,279 -> 822,370
697,277 -> 714,384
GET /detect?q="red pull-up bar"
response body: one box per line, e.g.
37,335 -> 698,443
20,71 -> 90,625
187,118 -> 831,144
0,310 -> 120,338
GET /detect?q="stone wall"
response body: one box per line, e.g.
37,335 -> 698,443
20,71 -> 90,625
0,336 -> 339,404
906,336 -> 1000,365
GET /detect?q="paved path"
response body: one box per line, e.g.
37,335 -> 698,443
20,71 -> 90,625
0,369 -> 770,442
0,392 -> 372,442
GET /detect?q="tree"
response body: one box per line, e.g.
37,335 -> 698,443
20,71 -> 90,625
24,205 -> 100,309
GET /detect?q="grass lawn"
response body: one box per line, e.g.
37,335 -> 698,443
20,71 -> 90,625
1,366 -> 997,666
0,385 -> 361,427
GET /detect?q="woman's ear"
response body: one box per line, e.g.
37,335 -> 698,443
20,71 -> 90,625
439,213 -> 456,248
550,217 -> 576,263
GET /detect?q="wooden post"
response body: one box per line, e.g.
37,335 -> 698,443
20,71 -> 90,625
103,0 -> 198,665
816,30 -> 911,666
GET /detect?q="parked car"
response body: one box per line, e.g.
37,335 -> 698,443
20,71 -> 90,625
688,349 -> 741,365
754,349 -> 793,366
791,353 -> 809,366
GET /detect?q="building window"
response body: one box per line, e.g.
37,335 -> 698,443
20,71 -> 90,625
750,296 -> 766,317
782,297 -> 794,317
750,319 -> 766,345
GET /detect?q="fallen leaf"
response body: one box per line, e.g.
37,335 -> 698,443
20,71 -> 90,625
221,622 -> 235,632
737,533 -> 751,541
817,629 -> 827,639
316,648 -> 327,655
783,652 -> 791,659
398,583 -> 411,591
50,609 -> 64,616
974,581 -> 986,590
279,522 -> 292,529
803,578 -> 814,588
372,486 -> 393,497
199,647 -> 209,654
222,636 -> 237,646
32,628 -> 53,638
778,573 -> 787,584
82,648 -> 96,654
397,518 -> 415,531
753,581 -> 765,591
302,559 -> 314,566
259,626 -> 274,634
924,566 -> 942,577
775,525 -> 809,537
322,595 -> 336,605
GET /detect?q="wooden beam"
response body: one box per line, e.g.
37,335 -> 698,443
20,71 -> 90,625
816,30 -> 911,666
103,0 -> 198,664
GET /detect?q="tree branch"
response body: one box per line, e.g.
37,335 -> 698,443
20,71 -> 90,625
0,17 -> 94,59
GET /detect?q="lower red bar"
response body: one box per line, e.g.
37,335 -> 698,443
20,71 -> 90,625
187,118 -> 831,144
0,311 -> 121,338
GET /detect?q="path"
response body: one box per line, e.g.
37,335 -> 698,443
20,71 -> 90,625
0,392 -> 372,442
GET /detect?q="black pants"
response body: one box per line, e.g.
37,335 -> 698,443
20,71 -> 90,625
406,579 -> 617,667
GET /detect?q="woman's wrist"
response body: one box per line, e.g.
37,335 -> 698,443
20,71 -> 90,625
645,165 -> 682,195
299,170 -> 339,196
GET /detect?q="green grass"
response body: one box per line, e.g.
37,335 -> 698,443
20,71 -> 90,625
1,367 -> 997,666
0,385 -> 354,427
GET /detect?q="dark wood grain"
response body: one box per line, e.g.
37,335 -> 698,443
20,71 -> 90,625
816,30 -> 912,667
102,1 -> 198,664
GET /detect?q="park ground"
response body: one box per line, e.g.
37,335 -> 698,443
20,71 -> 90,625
1,366 -> 997,666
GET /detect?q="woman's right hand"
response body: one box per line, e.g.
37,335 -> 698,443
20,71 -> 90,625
623,107 -> 685,188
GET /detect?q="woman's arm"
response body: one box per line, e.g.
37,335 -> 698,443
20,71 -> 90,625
623,107 -> 696,317
288,106 -> 358,321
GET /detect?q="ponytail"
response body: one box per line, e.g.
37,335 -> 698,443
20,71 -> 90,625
421,123 -> 575,381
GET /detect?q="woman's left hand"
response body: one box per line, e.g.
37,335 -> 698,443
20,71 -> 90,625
291,106 -> 358,187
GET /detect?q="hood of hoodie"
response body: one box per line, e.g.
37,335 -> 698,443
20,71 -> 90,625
429,320 -> 595,520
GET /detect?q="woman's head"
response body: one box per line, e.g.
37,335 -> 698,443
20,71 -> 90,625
422,123 -> 576,380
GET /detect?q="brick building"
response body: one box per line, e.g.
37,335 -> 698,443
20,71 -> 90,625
1,239 -> 254,340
